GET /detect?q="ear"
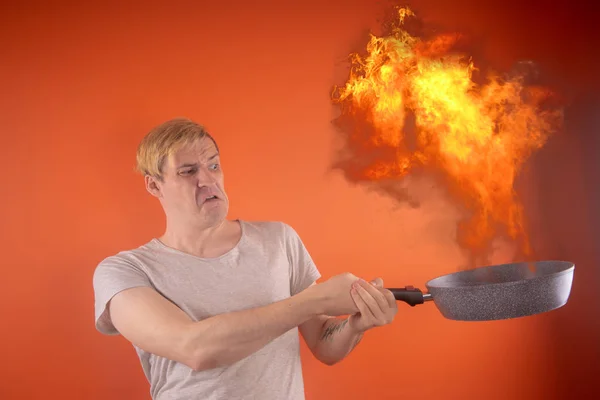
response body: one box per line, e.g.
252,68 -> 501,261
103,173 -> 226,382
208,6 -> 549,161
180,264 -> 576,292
145,175 -> 163,198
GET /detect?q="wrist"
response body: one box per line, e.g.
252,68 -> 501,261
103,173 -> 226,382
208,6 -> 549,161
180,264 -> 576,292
296,284 -> 327,317
347,317 -> 368,335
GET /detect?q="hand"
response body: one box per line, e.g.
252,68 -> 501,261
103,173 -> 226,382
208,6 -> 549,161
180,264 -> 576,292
348,278 -> 398,333
311,272 -> 361,316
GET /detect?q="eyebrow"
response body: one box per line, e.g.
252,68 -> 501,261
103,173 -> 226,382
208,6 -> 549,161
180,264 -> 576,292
176,153 -> 219,169
177,163 -> 199,169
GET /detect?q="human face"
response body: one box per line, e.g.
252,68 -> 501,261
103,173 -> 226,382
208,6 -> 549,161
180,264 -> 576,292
146,137 -> 228,228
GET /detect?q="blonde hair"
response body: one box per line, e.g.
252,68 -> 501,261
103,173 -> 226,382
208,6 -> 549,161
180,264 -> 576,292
135,117 -> 218,179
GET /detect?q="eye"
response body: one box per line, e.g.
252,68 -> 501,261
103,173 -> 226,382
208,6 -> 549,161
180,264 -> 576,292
179,168 -> 196,176
210,163 -> 220,171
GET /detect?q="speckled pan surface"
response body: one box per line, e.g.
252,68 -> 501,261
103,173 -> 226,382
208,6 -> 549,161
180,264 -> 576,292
426,261 -> 575,321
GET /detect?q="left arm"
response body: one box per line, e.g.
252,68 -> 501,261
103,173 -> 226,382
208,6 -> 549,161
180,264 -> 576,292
299,278 -> 397,365
299,314 -> 364,366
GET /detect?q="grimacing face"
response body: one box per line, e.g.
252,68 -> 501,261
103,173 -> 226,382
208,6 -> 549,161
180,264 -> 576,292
145,137 -> 229,226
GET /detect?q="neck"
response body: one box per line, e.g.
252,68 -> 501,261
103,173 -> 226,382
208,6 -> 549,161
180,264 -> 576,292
159,217 -> 228,256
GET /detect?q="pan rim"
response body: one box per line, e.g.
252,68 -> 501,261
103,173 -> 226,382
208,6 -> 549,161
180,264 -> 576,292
424,260 -> 575,289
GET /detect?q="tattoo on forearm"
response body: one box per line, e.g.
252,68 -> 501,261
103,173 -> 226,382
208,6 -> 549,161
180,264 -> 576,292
320,318 -> 348,341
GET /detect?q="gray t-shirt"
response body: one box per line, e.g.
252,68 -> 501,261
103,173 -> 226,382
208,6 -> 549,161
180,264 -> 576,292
93,220 -> 321,400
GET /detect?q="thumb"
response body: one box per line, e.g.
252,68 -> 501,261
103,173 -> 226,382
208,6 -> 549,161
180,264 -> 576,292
370,277 -> 384,288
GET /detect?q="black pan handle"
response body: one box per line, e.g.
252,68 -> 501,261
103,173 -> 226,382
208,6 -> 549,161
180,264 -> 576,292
387,286 -> 426,306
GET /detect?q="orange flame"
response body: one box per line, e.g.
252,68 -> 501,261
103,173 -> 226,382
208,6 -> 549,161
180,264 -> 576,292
331,6 -> 563,267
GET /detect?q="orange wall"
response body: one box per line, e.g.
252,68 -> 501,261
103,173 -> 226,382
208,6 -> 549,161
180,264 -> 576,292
2,1 -> 599,399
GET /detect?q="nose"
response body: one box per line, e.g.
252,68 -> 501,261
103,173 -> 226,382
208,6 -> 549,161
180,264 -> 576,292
196,167 -> 216,186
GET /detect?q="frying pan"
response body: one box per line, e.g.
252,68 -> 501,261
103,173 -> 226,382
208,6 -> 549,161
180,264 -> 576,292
387,260 -> 575,321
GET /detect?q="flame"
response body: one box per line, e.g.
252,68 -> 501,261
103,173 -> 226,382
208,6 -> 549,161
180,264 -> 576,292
332,6 -> 562,267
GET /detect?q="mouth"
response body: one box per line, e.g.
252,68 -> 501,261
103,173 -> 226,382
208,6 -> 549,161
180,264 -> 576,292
203,195 -> 219,203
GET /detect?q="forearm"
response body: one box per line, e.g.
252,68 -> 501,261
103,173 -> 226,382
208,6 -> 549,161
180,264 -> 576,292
314,317 -> 364,365
186,288 -> 322,370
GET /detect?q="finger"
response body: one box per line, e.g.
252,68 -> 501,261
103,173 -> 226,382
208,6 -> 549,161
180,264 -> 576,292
350,285 -> 375,320
355,281 -> 386,320
370,277 -> 384,288
358,280 -> 389,312
381,288 -> 398,310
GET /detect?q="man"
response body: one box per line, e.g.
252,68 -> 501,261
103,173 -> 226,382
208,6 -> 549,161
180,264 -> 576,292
93,117 -> 398,400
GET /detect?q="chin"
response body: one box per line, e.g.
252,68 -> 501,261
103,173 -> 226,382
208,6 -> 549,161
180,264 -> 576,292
202,205 -> 229,223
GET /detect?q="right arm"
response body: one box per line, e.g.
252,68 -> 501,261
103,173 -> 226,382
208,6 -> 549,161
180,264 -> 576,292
108,275 -> 356,371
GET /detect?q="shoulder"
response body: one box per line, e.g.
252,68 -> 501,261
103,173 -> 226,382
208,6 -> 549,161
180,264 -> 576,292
92,242 -> 158,335
240,219 -> 300,240
93,242 -> 156,283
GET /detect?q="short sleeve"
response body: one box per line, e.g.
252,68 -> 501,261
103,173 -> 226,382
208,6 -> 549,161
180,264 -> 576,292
283,223 -> 321,296
92,255 -> 153,336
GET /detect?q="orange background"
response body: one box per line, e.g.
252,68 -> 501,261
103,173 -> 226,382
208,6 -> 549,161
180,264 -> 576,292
2,0 -> 599,399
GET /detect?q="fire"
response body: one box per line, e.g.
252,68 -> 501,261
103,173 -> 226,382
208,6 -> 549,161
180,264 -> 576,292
331,6 -> 563,267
